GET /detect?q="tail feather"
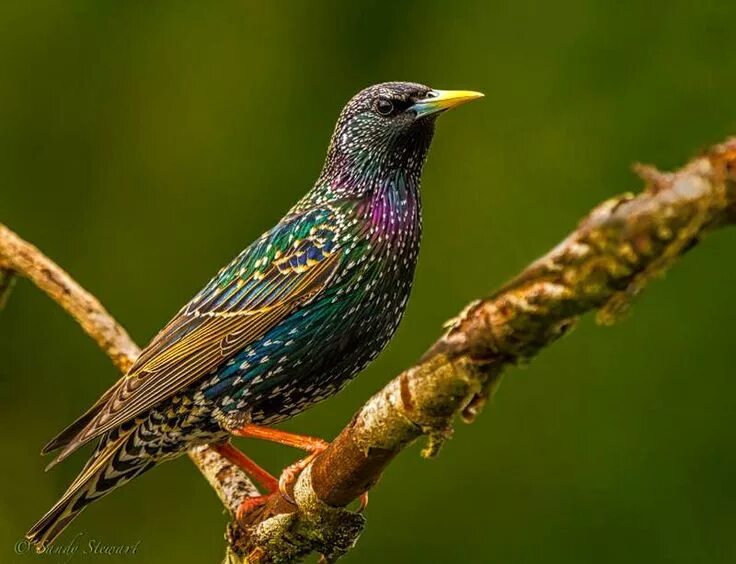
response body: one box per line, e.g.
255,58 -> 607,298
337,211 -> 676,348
41,382 -> 120,457
27,429 -> 151,550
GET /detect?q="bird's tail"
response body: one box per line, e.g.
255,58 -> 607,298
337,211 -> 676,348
26,428 -> 152,550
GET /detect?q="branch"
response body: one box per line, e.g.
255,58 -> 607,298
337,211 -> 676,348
3,138 -> 735,563
224,138 -> 736,561
0,227 -> 139,372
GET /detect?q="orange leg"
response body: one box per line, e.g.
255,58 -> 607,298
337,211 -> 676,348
230,423 -> 329,452
230,424 -> 331,501
210,442 -> 279,493
224,424 -> 368,512
210,442 -> 280,519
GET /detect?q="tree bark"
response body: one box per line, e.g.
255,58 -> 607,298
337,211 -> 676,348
2,138 -> 735,563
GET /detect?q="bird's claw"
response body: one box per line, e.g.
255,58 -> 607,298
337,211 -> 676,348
356,491 -> 369,512
278,450 -> 322,502
279,439 -> 329,505
235,494 -> 271,521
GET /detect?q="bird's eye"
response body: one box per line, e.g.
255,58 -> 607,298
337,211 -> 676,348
375,98 -> 394,116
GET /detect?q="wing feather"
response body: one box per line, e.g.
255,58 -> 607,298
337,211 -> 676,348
46,209 -> 342,466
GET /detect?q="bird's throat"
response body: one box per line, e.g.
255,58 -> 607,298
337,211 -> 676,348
365,169 -> 422,241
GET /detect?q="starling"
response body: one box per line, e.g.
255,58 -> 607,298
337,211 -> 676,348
27,82 -> 483,547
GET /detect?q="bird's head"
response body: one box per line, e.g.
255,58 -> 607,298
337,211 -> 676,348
320,82 -> 483,192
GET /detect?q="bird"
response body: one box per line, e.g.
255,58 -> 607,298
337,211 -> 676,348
26,81 -> 483,548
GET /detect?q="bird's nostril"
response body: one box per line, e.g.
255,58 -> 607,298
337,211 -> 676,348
424,91 -> 439,99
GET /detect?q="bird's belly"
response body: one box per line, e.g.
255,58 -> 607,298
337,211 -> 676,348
199,274 -> 412,425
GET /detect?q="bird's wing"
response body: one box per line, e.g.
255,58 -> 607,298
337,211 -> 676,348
47,207 -> 343,465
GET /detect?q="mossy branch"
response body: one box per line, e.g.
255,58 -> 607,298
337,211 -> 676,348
2,138 -> 735,563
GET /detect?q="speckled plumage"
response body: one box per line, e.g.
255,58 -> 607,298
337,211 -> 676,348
28,82 -> 482,547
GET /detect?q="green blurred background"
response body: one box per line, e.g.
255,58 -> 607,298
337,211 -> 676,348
2,1 -> 736,562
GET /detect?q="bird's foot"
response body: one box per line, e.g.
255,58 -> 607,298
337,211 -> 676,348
214,440 -> 369,514
275,443 -> 368,512
216,427 -> 365,512
230,423 -> 332,502
278,449 -> 324,500
235,494 -> 272,521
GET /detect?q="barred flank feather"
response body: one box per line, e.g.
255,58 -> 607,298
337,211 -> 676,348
27,430 -> 152,550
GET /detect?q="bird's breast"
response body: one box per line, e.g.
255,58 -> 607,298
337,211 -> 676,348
201,190 -> 423,425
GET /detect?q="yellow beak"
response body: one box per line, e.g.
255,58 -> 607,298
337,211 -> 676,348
411,89 -> 484,117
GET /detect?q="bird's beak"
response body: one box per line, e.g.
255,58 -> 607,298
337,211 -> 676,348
410,89 -> 484,118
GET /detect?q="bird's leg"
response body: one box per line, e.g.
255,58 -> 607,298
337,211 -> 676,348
227,424 -> 368,510
210,441 -> 279,492
209,442 -> 280,519
229,423 -> 333,502
229,423 -> 329,453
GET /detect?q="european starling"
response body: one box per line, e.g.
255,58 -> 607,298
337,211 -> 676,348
27,82 -> 483,547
